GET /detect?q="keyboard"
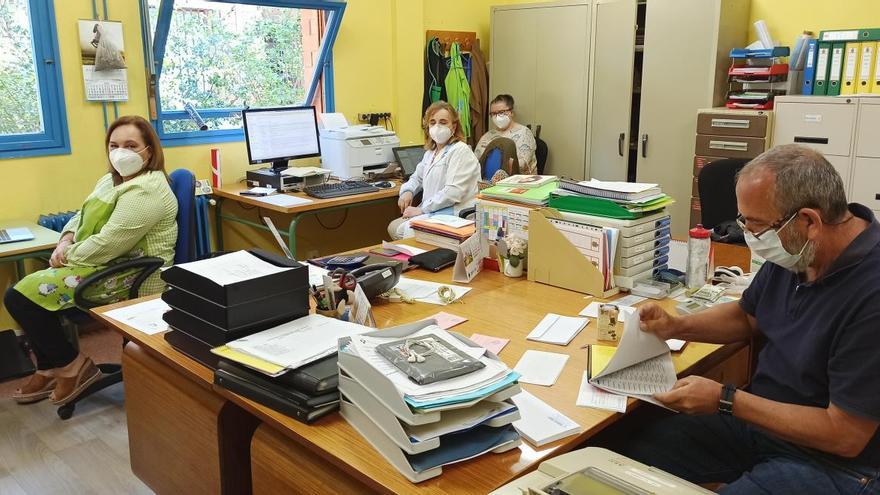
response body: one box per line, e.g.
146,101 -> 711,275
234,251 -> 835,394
304,180 -> 381,199
0,230 -> 9,242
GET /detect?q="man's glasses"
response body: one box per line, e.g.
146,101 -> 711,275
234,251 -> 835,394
736,211 -> 797,239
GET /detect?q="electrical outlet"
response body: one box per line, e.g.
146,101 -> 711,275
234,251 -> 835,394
357,113 -> 369,122
357,112 -> 392,123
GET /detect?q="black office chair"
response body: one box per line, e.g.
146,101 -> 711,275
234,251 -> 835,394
56,169 -> 198,419
535,137 -> 548,175
697,158 -> 749,239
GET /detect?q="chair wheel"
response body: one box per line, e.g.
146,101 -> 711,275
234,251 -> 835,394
57,404 -> 75,420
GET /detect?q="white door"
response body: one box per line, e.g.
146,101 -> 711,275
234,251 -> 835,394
588,0 -> 636,181
534,2 -> 592,179
490,7 -> 538,133
636,0 -> 722,237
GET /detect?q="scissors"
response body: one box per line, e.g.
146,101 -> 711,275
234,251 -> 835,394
330,268 -> 357,292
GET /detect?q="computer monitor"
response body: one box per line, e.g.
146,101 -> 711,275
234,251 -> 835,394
242,106 -> 321,173
392,144 -> 425,179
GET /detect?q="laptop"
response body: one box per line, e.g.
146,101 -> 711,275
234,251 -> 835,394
392,145 -> 425,179
0,227 -> 35,244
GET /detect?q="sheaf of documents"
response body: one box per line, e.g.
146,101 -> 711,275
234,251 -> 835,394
177,250 -> 292,286
589,310 -> 676,408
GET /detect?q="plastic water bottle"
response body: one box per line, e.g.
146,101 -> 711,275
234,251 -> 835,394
686,224 -> 712,289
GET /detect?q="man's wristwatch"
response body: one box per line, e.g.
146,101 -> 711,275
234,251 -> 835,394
719,384 -> 736,415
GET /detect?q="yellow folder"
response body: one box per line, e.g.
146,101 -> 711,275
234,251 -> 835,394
841,42 -> 861,95
873,43 -> 880,95
858,42 -> 877,93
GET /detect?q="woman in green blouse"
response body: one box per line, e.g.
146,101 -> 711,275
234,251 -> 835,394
4,115 -> 178,406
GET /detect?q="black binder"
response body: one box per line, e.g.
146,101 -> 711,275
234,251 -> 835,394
161,249 -> 307,306
216,360 -> 338,408
162,306 -> 306,348
219,352 -> 338,395
163,329 -> 219,369
214,368 -> 338,424
162,285 -> 306,331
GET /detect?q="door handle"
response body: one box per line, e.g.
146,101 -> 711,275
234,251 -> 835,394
618,133 -> 625,157
641,134 -> 649,158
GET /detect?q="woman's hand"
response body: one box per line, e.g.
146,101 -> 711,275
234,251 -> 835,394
402,206 -> 423,219
50,234 -> 74,268
398,191 -> 414,213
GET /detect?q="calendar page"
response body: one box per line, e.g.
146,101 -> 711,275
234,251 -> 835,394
82,66 -> 128,101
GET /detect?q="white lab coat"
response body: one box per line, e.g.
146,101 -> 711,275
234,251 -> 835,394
391,140 -> 480,239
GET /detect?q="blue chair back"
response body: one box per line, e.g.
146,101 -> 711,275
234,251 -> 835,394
484,148 -> 502,181
169,169 -> 197,264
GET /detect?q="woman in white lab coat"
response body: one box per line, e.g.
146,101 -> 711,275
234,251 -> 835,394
388,101 -> 480,240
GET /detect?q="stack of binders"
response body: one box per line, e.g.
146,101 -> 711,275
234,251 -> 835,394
337,320 -> 522,483
159,249 -> 310,368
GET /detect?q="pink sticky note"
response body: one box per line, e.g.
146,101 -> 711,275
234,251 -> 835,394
426,312 -> 468,330
470,333 -> 510,355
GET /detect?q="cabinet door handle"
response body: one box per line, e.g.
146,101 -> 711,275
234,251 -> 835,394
618,133 -> 625,157
794,136 -> 829,145
641,134 -> 649,158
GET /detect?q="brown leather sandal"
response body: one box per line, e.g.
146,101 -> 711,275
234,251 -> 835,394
50,356 -> 101,406
13,371 -> 56,404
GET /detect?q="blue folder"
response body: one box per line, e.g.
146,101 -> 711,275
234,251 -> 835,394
802,39 -> 819,95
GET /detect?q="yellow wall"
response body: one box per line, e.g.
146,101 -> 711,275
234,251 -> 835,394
750,0 -> 880,47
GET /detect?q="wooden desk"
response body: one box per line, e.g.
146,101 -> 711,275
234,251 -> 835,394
93,242 -> 752,494
212,182 -> 400,255
0,220 -> 61,280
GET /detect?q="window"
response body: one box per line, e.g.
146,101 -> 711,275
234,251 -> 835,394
0,0 -> 69,158
143,0 -> 345,145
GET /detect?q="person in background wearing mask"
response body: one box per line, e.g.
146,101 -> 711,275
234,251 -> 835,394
625,144 -> 880,494
388,101 -> 480,240
5,115 -> 178,406
473,94 -> 538,175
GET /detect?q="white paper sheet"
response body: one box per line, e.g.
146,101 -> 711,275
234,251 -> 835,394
177,251 -> 292,287
422,215 -> 475,229
392,277 -> 471,305
514,350 -> 568,386
252,194 -> 314,207
526,314 -> 588,346
583,179 -> 658,194
280,166 -> 331,178
352,284 -> 376,328
381,241 -> 427,257
576,372 -> 627,413
614,294 -> 647,307
579,301 -> 635,321
511,390 -> 581,447
307,264 -> 329,286
227,314 -> 369,369
666,339 -> 687,352
102,298 -> 169,335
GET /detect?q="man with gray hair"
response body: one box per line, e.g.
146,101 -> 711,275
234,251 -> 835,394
625,144 -> 880,493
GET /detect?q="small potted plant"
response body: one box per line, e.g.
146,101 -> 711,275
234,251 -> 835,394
498,234 -> 527,278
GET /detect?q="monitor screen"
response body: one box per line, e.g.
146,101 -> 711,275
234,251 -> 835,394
393,145 -> 425,178
243,106 -> 321,170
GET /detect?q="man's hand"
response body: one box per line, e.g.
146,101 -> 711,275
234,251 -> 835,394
402,206 -> 423,219
638,303 -> 681,340
654,376 -> 723,415
49,236 -> 74,268
398,192 -> 414,213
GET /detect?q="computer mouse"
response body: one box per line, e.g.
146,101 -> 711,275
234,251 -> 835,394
372,181 -> 393,188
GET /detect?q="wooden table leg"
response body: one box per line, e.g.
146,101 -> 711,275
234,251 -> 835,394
123,342 -> 259,494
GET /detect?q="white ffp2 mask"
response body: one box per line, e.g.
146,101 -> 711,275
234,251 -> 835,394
429,125 -> 453,146
493,114 -> 511,129
109,147 -> 148,177
743,214 -> 808,271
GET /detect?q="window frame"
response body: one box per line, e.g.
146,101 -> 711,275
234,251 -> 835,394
142,0 -> 345,147
0,0 -> 70,159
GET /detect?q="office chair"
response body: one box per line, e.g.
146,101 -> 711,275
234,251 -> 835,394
57,169 -> 198,419
535,137 -> 548,176
697,158 -> 749,232
479,138 -> 520,182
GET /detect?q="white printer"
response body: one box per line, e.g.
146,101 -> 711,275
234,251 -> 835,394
318,113 -> 400,179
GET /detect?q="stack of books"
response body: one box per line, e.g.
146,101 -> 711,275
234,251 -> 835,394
212,313 -> 372,424
550,179 -> 674,220
409,215 -> 476,250
159,250 -> 310,368
479,175 -> 559,207
338,320 -> 522,483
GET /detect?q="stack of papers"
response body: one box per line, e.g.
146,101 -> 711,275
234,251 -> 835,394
514,350 -> 569,386
347,326 -> 519,410
390,278 -> 471,306
511,390 -> 581,447
526,314 -> 589,345
178,250 -> 293,286
215,314 -> 371,376
552,179 -> 674,220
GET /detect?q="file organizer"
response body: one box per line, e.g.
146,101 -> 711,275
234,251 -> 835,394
338,320 -> 522,483
527,209 -> 620,298
726,47 -> 791,109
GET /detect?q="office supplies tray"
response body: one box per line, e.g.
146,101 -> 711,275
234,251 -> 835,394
162,285 -> 308,331
160,249 -> 307,306
338,319 -> 521,425
163,306 -> 306,348
340,397 -> 521,483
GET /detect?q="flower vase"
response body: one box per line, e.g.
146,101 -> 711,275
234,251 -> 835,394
502,258 -> 524,278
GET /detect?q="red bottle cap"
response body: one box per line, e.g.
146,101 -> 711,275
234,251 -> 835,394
689,224 -> 711,239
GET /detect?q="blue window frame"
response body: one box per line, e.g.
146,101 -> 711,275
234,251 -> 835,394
142,0 -> 345,147
0,0 -> 69,158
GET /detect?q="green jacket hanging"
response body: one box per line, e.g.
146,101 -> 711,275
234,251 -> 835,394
444,42 -> 471,138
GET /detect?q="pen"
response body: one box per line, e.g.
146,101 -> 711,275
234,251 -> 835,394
586,344 -> 592,380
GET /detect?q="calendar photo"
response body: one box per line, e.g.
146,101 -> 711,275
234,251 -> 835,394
78,19 -> 129,101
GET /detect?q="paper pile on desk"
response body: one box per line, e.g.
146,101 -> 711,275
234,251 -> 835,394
347,325 -> 519,410
216,314 -> 370,375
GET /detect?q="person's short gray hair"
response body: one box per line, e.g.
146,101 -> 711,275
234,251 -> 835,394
737,144 -> 848,223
